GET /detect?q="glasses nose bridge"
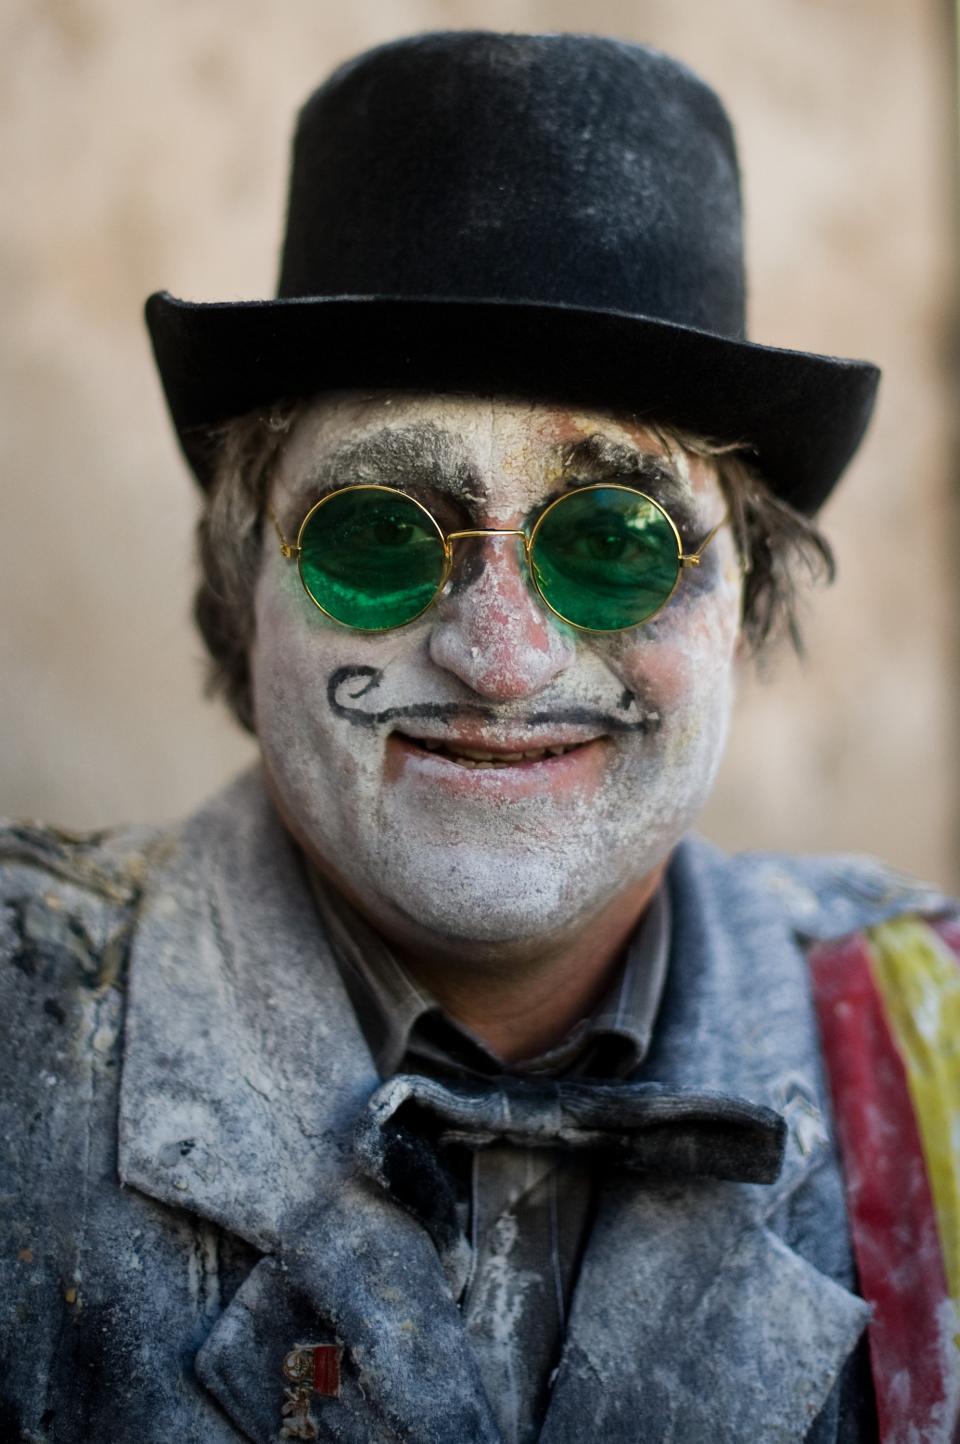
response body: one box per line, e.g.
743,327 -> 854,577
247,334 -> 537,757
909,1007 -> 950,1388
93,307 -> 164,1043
444,528 -> 528,548
443,525 -> 532,566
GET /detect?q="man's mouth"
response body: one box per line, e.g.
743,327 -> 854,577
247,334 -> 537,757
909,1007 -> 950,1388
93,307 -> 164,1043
392,730 -> 601,769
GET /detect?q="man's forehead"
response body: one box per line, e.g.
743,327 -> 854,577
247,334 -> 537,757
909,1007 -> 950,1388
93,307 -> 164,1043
276,392 -> 706,513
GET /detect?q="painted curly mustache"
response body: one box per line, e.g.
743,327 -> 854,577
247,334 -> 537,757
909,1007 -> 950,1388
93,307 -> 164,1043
326,665 -> 662,735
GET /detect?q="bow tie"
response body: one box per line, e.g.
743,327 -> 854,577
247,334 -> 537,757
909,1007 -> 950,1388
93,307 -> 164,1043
353,1072 -> 786,1294
358,1071 -> 786,1184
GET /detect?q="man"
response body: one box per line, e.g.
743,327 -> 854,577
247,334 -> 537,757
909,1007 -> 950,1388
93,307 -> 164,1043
2,31 -> 958,1444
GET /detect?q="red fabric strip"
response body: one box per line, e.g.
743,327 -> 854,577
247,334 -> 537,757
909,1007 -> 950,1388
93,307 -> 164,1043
809,933 -> 953,1441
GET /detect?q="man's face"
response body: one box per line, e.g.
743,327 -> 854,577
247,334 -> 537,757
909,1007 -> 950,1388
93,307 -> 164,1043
251,393 -> 742,957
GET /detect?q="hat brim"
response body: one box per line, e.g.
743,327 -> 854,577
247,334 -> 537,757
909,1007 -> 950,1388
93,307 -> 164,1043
145,292 -> 879,514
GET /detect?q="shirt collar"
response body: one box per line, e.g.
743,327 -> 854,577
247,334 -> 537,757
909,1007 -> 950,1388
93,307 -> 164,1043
309,869 -> 670,1081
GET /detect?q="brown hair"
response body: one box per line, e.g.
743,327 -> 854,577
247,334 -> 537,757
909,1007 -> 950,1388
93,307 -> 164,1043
194,402 -> 834,733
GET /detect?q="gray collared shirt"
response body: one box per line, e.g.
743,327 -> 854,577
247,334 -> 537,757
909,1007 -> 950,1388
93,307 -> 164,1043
311,875 -> 670,1444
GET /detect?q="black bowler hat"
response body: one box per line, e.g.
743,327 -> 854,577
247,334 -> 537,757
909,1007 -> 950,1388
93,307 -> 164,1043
145,31 -> 879,514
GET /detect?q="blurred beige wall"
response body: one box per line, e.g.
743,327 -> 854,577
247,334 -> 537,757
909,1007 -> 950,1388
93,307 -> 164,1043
1,0 -> 957,888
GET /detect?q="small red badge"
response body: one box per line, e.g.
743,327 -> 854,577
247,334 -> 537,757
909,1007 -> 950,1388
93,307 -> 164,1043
280,1344 -> 343,1439
310,1345 -> 341,1396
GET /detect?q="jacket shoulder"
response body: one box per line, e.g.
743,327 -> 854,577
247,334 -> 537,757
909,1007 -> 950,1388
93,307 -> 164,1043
0,814 -> 168,980
0,814 -> 171,1112
0,813 -> 161,905
678,834 -> 956,941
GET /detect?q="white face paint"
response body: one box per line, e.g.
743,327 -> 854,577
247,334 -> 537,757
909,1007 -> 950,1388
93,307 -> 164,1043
251,393 -> 742,959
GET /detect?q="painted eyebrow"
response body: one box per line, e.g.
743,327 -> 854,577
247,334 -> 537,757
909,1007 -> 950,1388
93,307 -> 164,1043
557,434 -> 687,497
290,422 -> 472,505
553,433 -> 700,531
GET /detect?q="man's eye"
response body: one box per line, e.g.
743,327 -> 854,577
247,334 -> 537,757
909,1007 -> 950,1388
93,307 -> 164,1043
579,528 -> 640,562
371,518 -> 416,546
557,514 -> 652,561
332,511 -> 435,552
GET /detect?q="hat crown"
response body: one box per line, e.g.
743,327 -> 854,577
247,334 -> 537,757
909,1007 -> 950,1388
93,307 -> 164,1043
278,32 -> 746,339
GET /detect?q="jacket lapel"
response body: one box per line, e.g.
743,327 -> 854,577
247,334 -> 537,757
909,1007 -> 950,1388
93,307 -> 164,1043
195,1179 -> 500,1444
118,769 -> 499,1443
118,769 -> 378,1249
541,1176 -> 868,1443
541,838 -> 873,1443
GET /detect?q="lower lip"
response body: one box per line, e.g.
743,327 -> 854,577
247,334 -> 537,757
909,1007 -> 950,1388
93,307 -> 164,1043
386,733 -> 610,799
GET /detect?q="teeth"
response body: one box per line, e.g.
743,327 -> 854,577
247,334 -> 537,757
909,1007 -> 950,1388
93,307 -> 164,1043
407,736 -> 588,765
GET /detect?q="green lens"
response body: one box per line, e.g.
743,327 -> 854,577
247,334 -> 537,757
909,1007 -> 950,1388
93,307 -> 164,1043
531,487 -> 680,631
298,488 -> 446,629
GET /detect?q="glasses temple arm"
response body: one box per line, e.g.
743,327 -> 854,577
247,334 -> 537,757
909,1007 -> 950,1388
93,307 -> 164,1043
679,510 -> 729,568
269,505 -> 301,559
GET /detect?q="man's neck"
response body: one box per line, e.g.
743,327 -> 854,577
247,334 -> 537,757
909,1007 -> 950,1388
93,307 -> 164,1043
319,862 -> 668,1063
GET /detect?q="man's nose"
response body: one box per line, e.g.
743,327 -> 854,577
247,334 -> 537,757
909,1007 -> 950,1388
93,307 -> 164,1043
428,536 -> 576,700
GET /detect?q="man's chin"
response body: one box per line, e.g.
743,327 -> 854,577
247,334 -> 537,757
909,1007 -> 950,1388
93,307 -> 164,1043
368,846 -> 609,953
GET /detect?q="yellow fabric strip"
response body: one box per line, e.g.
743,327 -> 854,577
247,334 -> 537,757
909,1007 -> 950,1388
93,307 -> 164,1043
867,917 -> 960,1321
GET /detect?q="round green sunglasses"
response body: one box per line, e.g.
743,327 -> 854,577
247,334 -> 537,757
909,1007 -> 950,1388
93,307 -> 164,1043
270,482 -> 727,634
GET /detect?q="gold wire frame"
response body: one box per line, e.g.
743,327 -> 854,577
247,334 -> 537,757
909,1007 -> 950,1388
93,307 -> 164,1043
270,481 -> 726,633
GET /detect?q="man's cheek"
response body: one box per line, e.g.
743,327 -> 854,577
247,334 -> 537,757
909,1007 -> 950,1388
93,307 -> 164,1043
252,612 -> 353,799
610,639 -> 696,719
606,621 -> 736,797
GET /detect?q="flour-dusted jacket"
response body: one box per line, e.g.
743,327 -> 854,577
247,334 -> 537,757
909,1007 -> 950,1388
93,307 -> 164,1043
0,769 -> 950,1444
